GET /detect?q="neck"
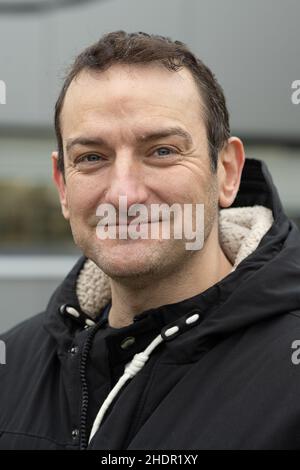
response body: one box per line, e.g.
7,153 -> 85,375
107,226 -> 233,329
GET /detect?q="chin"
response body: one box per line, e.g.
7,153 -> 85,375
83,233 -> 188,280
95,257 -> 156,282
89,239 -> 165,279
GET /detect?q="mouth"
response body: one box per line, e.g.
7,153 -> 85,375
104,220 -> 163,227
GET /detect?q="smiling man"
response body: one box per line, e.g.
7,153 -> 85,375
1,31 -> 300,450
53,56 -> 243,328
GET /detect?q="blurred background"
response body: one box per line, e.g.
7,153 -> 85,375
0,0 -> 299,331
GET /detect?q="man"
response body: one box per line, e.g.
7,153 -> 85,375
0,31 -> 300,450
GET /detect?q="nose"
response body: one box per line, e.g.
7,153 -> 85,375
103,153 -> 149,211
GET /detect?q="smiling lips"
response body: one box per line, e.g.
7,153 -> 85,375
110,220 -> 161,226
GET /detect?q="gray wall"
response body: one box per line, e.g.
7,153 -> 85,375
0,0 -> 300,136
0,256 -> 78,332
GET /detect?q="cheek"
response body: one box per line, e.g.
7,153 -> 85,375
67,183 -> 101,218
160,170 -> 208,205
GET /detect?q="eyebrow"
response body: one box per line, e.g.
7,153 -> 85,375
65,126 -> 193,153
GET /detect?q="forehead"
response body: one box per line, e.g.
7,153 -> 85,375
60,63 -> 205,137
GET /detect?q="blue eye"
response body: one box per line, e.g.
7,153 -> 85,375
77,154 -> 104,163
85,154 -> 102,162
155,147 -> 176,157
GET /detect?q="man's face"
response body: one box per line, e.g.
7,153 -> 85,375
55,64 -> 220,283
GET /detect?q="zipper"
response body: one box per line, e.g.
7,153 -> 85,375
79,318 -> 107,450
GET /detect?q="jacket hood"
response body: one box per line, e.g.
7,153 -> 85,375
44,157 -> 300,345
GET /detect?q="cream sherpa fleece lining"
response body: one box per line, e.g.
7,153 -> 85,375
76,205 -> 274,318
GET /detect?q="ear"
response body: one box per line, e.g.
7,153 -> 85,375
217,137 -> 245,208
52,151 -> 70,220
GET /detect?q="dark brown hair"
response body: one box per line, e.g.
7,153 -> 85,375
54,31 -> 230,173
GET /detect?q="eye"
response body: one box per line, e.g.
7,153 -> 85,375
153,147 -> 178,157
77,154 -> 105,163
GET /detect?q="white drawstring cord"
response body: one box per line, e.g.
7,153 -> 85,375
61,304 -> 200,444
87,313 -> 200,445
88,333 -> 164,444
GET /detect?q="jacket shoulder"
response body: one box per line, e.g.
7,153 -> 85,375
1,311 -> 46,340
0,311 -> 56,379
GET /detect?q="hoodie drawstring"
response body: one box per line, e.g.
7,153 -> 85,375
88,312 -> 200,445
88,332 -> 164,444
61,303 -> 201,446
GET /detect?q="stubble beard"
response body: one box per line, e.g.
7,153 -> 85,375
70,189 -> 219,289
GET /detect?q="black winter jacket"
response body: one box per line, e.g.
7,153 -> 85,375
1,158 -> 300,450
